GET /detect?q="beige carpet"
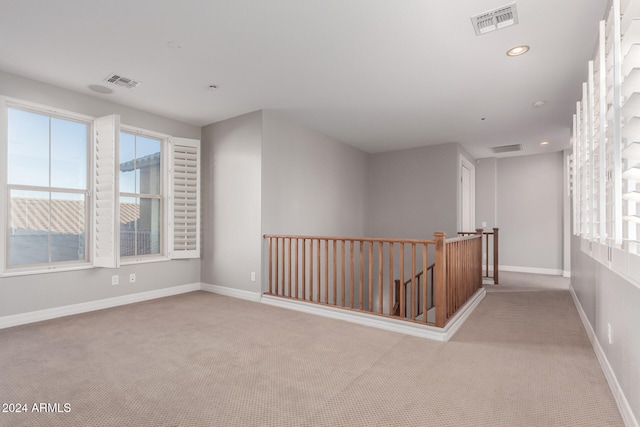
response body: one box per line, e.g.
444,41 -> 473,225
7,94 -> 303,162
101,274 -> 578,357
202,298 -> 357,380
0,273 -> 624,426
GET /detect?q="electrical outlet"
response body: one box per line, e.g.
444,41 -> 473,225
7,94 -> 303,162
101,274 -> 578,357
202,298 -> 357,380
607,323 -> 612,344
129,273 -> 136,283
111,275 -> 119,285
251,272 -> 256,282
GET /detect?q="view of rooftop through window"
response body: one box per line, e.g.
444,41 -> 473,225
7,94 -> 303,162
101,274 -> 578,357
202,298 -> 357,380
7,107 -> 89,266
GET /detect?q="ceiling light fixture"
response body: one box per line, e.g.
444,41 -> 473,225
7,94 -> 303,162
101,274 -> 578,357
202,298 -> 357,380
532,100 -> 546,108
506,45 -> 530,56
540,141 -> 550,146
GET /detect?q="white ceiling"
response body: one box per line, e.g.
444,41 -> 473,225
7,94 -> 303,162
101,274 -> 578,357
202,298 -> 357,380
0,0 -> 608,158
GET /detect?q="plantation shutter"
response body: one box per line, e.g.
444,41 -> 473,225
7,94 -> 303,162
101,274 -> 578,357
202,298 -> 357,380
93,115 -> 120,268
169,137 -> 200,259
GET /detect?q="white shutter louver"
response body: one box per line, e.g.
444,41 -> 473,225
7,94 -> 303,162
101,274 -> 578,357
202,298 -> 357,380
169,138 -> 200,259
93,115 -> 120,268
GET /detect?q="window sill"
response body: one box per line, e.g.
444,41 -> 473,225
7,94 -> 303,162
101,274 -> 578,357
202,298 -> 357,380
1,257 -> 175,277
120,256 -> 170,266
2,262 -> 94,278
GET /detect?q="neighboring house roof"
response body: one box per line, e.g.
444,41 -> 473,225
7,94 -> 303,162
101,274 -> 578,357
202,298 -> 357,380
119,152 -> 160,173
10,198 -> 140,234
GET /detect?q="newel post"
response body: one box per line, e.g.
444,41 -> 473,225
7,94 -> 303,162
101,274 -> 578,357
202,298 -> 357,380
493,228 -> 499,284
434,232 -> 446,327
476,228 -> 484,288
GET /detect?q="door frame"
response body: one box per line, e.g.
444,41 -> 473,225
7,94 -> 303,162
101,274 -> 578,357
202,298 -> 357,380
459,156 -> 476,232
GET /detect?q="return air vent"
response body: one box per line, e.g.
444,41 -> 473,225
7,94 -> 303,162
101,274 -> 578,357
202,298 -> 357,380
491,144 -> 522,154
471,3 -> 519,35
104,73 -> 141,89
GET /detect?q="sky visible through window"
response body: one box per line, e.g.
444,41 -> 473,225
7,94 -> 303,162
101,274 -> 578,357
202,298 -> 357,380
8,108 -> 87,199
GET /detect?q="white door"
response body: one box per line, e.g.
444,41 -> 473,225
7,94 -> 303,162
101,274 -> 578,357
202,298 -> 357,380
460,158 -> 475,232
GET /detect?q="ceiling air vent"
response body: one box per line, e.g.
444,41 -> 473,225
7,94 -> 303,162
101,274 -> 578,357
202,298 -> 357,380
104,73 -> 141,89
491,144 -> 522,154
471,3 -> 519,36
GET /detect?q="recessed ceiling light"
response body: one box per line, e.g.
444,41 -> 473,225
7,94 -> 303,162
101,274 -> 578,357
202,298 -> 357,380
167,41 -> 182,49
88,84 -> 113,94
506,45 -> 530,56
532,100 -> 546,108
540,141 -> 550,146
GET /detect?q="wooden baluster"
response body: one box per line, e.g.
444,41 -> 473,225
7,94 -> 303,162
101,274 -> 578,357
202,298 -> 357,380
493,228 -> 499,284
294,238 -> 298,299
316,239 -> 321,302
422,243 -> 428,322
278,239 -> 284,295
389,243 -> 394,316
410,243 -> 416,320
334,240 -> 347,307
378,242 -> 383,314
485,232 -> 489,278
368,242 -> 373,312
268,237 -> 273,295
434,232 -> 446,327
287,239 -> 293,297
333,240 -> 344,307
350,241 -> 355,309
274,238 -> 279,295
359,241 -> 364,310
399,243 -> 405,318
301,239 -> 306,300
309,239 -> 313,301
324,239 -> 329,304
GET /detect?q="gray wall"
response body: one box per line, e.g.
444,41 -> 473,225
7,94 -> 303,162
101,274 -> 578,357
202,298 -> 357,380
366,142 -> 459,239
475,157 -> 497,229
496,152 -> 564,271
571,236 -> 640,424
0,71 -> 201,317
200,111 -> 263,293
261,110 -> 367,237
200,110 -> 368,294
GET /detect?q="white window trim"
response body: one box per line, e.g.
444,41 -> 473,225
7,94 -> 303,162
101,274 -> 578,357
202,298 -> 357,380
0,97 -> 201,276
571,0 -> 640,291
119,125 -> 171,262
1,96 -> 94,274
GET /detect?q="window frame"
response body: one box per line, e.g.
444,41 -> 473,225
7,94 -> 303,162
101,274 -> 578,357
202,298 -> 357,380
118,125 -> 170,264
571,0 -> 640,289
1,97 -> 93,274
0,96 -> 201,277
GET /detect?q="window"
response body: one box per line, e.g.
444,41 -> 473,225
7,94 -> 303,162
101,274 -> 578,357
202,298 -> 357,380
571,0 -> 640,286
119,131 -> 163,258
0,97 -> 201,275
5,105 -> 89,268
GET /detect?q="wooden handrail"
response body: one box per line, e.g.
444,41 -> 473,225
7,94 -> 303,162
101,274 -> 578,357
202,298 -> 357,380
264,234 -> 435,245
264,231 -> 483,329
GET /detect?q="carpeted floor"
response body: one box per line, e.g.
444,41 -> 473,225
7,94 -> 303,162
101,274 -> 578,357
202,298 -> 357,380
0,273 -> 624,426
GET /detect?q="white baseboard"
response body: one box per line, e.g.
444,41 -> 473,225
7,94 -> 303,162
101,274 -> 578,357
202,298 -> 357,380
443,288 -> 486,341
569,284 -> 638,427
200,283 -> 262,302
261,288 -> 485,342
499,265 -> 564,276
562,271 -> 572,278
0,283 -> 201,330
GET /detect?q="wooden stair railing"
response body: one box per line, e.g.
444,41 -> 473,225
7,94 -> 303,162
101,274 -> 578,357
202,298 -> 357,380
392,264 -> 435,319
458,228 -> 499,284
264,231 -> 484,328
